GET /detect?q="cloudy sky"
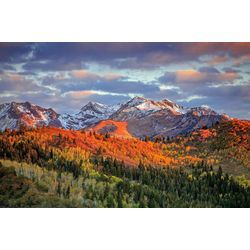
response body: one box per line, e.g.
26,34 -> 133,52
0,42 -> 249,119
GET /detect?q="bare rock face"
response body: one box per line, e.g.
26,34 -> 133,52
0,97 -> 231,138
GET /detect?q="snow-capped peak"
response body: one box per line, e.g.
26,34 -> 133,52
80,101 -> 109,114
0,97 -> 231,137
0,101 -> 60,130
123,96 -> 183,112
79,101 -> 120,116
111,96 -> 186,121
58,101 -> 121,130
82,101 -> 106,109
125,96 -> 148,107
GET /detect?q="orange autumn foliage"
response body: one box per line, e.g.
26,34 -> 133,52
0,119 -> 248,172
88,120 -> 133,139
0,126 -> 201,168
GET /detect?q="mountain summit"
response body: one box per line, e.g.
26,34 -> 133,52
58,101 -> 120,130
111,96 -> 185,121
0,97 -> 231,137
0,101 -> 61,130
106,97 -> 230,138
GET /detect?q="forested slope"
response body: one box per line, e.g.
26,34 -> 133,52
0,119 -> 249,207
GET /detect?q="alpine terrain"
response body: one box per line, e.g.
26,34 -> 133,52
0,96 -> 230,138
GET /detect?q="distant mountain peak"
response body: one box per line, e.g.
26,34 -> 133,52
0,101 -> 60,131
125,96 -> 148,107
0,97 -> 231,138
59,101 -> 120,130
85,101 -> 106,108
123,96 -> 182,109
111,96 -> 186,121
80,101 -> 108,113
130,96 -> 147,101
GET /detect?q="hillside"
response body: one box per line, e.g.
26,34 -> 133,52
0,119 -> 249,207
172,119 -> 250,177
0,125 -> 200,168
1,158 -> 250,208
0,119 -> 249,175
87,120 -> 133,138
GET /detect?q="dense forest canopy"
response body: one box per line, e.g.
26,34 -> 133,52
0,119 -> 249,207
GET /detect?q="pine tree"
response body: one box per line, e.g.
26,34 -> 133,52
66,186 -> 70,198
57,182 -> 61,196
217,166 -> 223,178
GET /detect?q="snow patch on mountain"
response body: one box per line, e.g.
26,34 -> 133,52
111,96 -> 186,120
0,102 -> 60,130
0,97 -> 231,137
58,101 -> 121,130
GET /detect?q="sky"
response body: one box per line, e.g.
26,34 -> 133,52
0,42 -> 249,119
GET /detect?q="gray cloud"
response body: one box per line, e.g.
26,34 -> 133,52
158,67 -> 241,90
0,73 -> 42,92
0,43 -> 250,119
23,59 -> 87,72
198,66 -> 220,74
42,73 -> 159,95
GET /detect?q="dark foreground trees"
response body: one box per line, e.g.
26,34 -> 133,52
1,158 -> 250,208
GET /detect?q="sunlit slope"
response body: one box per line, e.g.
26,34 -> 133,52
0,126 -> 200,168
0,119 -> 249,177
87,120 -> 133,138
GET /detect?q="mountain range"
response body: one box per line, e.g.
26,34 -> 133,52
0,96 -> 231,138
